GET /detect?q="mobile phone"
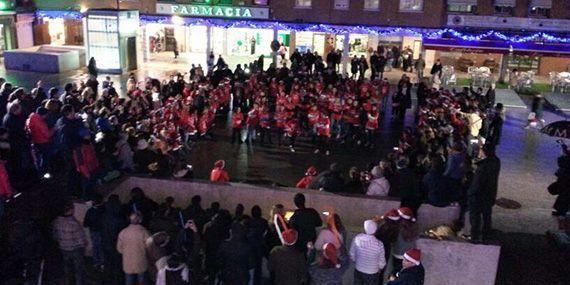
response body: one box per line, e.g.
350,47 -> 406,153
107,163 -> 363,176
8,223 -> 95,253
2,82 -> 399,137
393,147 -> 399,151
322,211 -> 330,216
470,139 -> 479,144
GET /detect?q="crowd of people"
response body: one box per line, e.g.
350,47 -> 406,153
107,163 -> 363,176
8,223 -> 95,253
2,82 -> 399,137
7,185 -> 428,285
0,41 -> 512,285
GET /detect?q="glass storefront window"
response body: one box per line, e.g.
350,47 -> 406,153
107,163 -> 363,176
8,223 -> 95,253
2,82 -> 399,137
87,16 -> 120,70
296,31 -> 314,53
0,24 -> 4,54
226,28 -> 273,56
348,34 -> 369,56
46,18 -> 65,46
507,55 -> 540,71
188,26 -> 207,53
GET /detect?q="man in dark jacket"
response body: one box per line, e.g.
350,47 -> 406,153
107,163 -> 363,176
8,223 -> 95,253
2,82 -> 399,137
487,104 -> 504,147
83,194 -> 105,270
388,248 -> 425,285
217,222 -> 255,285
268,229 -> 308,285
468,144 -> 501,243
289,193 -> 322,252
390,157 -> 421,213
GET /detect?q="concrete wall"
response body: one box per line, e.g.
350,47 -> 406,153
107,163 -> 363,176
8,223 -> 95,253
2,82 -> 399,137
112,176 -> 459,230
417,238 -> 501,285
4,45 -> 85,73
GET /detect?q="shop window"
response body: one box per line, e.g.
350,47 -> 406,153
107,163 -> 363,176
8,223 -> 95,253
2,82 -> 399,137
507,55 -> 540,71
447,4 -> 476,13
364,0 -> 379,10
529,6 -> 550,18
295,0 -> 311,8
399,0 -> 423,12
494,5 -> 513,15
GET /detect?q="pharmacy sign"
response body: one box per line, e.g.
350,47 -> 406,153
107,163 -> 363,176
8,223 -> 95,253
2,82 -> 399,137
156,3 -> 269,19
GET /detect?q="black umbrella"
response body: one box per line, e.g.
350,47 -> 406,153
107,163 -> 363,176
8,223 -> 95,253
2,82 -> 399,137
541,120 -> 570,139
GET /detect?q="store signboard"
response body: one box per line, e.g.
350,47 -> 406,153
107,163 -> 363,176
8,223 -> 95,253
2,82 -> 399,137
156,3 -> 269,19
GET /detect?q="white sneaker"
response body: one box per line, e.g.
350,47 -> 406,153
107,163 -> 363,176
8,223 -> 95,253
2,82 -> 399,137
314,149 -> 320,154
325,150 -> 330,156
290,148 -> 296,153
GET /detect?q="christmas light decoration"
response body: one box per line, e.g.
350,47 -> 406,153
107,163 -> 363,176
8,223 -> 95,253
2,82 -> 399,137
36,10 -> 83,20
34,10 -> 570,44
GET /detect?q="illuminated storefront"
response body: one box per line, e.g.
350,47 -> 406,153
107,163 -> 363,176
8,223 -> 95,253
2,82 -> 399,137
0,1 -> 16,55
85,10 -> 139,73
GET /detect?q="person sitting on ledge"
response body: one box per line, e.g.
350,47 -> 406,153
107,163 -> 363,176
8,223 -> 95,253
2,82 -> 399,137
210,159 -> 230,183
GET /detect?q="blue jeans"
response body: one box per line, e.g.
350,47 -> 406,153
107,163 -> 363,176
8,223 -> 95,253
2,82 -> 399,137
125,272 -> 145,285
353,270 -> 379,285
61,248 -> 86,285
90,231 -> 104,267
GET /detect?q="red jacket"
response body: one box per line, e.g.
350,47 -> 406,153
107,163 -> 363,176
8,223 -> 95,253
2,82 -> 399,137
284,119 -> 299,137
259,111 -> 272,129
366,111 -> 379,130
73,143 -> 99,178
210,167 -> 230,182
231,112 -> 244,129
316,116 -> 331,137
274,111 -> 288,128
296,176 -> 313,189
246,109 -> 259,126
26,113 -> 52,144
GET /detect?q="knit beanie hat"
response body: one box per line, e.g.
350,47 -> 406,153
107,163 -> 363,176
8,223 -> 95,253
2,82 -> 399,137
364,219 -> 377,235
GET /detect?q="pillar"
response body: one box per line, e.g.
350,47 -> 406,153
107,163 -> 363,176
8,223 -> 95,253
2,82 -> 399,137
206,25 -> 212,54
342,33 -> 349,75
272,28 -> 278,66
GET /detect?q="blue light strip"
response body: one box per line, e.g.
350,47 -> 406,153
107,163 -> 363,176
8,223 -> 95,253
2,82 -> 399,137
35,10 -> 83,20
34,10 -> 570,44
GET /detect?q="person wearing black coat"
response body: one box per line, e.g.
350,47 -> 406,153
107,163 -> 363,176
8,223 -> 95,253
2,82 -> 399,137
390,157 -> 421,213
217,222 -> 256,285
468,144 -> 501,243
551,144 -> 570,217
350,56 -> 359,79
388,263 -> 425,285
430,59 -> 443,78
101,194 -> 127,285
487,104 -> 504,147
289,193 -> 323,253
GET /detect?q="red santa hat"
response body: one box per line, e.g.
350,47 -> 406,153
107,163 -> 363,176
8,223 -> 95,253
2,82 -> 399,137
381,208 -> 401,221
214,160 -> 225,169
403,248 -> 421,266
305,166 -> 317,176
323,243 -> 341,268
398,207 -> 416,222
282,229 -> 298,246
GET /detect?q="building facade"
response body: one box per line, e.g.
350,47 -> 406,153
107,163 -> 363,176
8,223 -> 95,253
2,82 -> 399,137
7,0 -> 570,75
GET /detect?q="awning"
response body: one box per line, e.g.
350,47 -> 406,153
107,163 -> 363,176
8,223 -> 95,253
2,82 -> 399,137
423,38 -> 570,57
530,0 -> 552,8
447,0 -> 478,5
494,0 -> 516,7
